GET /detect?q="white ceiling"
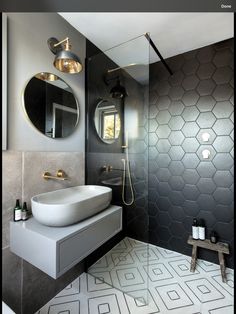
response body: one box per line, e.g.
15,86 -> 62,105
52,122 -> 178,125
59,13 -> 234,82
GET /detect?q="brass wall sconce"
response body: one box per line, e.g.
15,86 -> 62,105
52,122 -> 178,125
47,37 -> 83,74
43,169 -> 68,181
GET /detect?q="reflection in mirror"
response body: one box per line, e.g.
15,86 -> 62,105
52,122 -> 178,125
94,99 -> 121,144
23,72 -> 79,138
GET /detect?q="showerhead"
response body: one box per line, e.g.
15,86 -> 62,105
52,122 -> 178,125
109,79 -> 128,99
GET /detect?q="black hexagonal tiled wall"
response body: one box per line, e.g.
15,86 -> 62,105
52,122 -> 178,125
149,38 -> 234,268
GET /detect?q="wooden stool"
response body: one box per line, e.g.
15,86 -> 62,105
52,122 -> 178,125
187,235 -> 229,283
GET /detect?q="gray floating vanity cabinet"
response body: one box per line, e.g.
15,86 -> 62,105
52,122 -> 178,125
10,205 -> 122,279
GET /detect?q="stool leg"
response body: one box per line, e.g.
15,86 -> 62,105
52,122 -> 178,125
218,252 -> 227,283
190,245 -> 197,272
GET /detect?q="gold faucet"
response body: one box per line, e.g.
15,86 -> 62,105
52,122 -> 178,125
43,169 -> 68,180
101,165 -> 113,172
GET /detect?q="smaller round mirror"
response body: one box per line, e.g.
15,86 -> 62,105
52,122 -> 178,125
94,99 -> 121,144
23,72 -> 79,138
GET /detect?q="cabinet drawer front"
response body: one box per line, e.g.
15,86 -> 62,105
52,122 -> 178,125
59,208 -> 122,273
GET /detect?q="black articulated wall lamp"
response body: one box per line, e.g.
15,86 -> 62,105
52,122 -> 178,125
48,37 -> 83,74
104,75 -> 128,99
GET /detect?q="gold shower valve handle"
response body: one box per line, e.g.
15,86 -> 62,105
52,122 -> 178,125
43,169 -> 68,180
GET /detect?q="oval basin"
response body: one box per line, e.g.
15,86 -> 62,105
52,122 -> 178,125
31,185 -> 112,227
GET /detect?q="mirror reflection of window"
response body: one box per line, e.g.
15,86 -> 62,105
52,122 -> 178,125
94,99 -> 121,144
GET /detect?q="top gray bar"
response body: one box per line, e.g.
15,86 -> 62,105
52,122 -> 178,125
1,0 -> 235,12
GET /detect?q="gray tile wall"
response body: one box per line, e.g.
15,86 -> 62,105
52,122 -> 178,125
149,38 -> 234,268
2,151 -> 85,313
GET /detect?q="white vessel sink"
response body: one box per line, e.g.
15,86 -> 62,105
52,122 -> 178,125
31,185 -> 112,227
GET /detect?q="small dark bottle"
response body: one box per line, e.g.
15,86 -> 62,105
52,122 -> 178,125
210,231 -> 218,244
13,199 -> 22,221
21,202 -> 29,221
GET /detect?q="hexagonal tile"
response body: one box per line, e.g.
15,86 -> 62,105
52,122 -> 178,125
169,116 -> 185,130
196,162 -> 216,178
196,211 -> 217,228
182,75 -> 200,91
169,191 -> 185,205
149,174 -> 158,188
213,136 -> 233,152
168,176 -> 185,191
155,196 -> 172,212
157,96 -> 171,110
149,160 -> 157,172
157,226 -> 172,241
212,84 -> 233,101
212,101 -> 233,118
168,101 -> 185,116
196,79 -> 216,96
213,49 -> 233,67
149,119 -> 159,132
167,54 -> 185,72
196,129 -> 216,144
158,211 -> 172,226
182,138 -> 200,152
157,181 -> 172,196
149,90 -> 158,105
168,131 -> 185,145
182,122 -> 200,137
213,221 -> 233,240
213,170 -> 233,188
196,112 -> 216,128
169,86 -> 185,100
149,104 -> 158,118
157,139 -> 171,153
169,146 -> 185,160
182,153 -> 200,169
213,188 -> 233,205
169,161 -> 185,176
230,95 -> 234,105
182,184 -> 200,201
213,205 -> 233,223
197,178 -> 217,194
212,153 -> 234,170
197,46 -> 215,63
183,169 -> 200,184
182,58 -> 199,75
196,145 -> 216,161
184,50 -> 198,60
196,96 -> 216,112
196,194 -> 216,211
149,132 -> 158,146
182,90 -> 199,106
148,147 -> 158,160
182,106 -> 200,122
155,81 -> 171,96
197,63 -> 216,80
213,119 -> 233,135
156,168 -> 171,182
156,110 -> 171,125
168,70 -> 184,86
212,66 -> 233,84
148,202 -> 158,216
183,200 -> 200,216
169,206 -> 185,221
156,125 -> 171,139
156,153 -> 171,168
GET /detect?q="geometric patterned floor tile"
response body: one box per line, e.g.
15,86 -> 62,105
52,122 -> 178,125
36,237 -> 234,314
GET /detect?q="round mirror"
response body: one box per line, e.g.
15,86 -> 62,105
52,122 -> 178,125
23,72 -> 79,138
94,99 -> 121,144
